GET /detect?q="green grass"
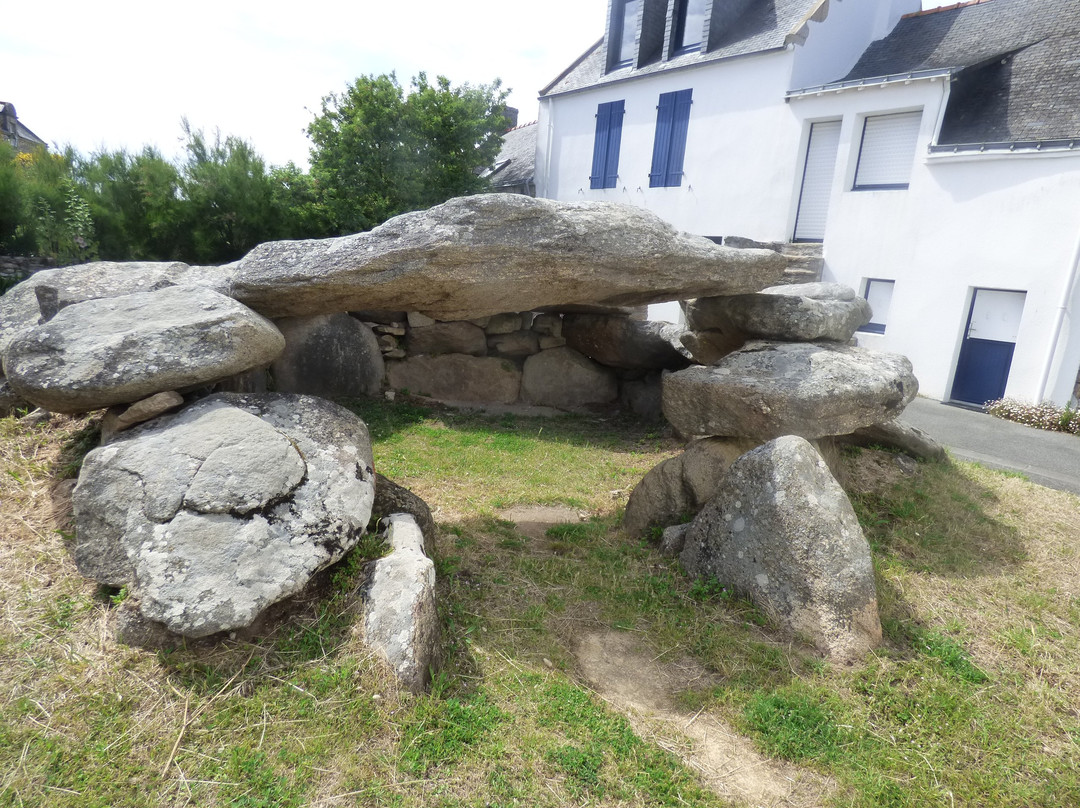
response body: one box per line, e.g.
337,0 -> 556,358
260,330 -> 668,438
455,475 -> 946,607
1,401 -> 1079,806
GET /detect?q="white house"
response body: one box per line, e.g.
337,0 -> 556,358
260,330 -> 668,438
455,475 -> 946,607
536,0 -> 1080,408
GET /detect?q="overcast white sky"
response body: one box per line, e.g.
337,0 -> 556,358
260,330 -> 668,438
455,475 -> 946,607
4,0 -> 955,169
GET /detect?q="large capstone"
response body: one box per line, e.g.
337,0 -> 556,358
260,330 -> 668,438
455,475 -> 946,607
3,286 -> 284,414
685,283 -> 872,343
680,436 -> 882,660
662,341 -> 918,441
226,195 -> 786,320
72,393 -> 375,638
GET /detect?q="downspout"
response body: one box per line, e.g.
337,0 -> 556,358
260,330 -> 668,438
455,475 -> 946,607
541,97 -> 555,199
1035,223 -> 1080,404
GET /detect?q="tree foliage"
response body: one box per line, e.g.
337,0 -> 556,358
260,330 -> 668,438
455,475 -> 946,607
0,69 -> 507,269
308,72 -> 509,233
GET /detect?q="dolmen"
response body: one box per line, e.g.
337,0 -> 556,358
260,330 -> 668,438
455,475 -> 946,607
0,194 -> 789,689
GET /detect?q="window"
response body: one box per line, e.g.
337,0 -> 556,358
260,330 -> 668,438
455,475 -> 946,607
590,100 -> 625,189
859,279 -> 895,334
611,0 -> 641,68
649,89 -> 692,187
673,0 -> 707,53
853,111 -> 922,190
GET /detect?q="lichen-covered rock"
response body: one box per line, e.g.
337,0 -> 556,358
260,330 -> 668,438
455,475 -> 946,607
372,474 -> 438,558
4,286 -> 284,414
837,419 -> 948,462
563,314 -> 691,370
270,313 -> 384,398
623,436 -> 758,537
72,393 -> 375,637
685,283 -> 871,343
662,341 -> 918,441
680,436 -> 882,660
226,195 -> 786,320
360,513 -> 439,692
521,347 -> 618,410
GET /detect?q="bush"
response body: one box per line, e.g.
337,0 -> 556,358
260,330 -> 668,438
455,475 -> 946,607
984,398 -> 1080,435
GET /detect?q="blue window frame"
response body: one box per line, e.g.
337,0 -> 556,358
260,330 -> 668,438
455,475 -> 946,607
673,0 -> 706,53
857,278 -> 895,334
649,89 -> 692,187
590,100 -> 625,189
610,0 -> 641,68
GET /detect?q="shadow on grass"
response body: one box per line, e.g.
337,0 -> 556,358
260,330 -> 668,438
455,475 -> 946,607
345,396 -> 675,455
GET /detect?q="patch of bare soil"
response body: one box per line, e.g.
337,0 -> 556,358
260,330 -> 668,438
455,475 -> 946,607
573,630 -> 833,808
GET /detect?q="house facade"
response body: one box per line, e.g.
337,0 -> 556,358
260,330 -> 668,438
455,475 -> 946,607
0,103 -> 45,154
536,0 -> 1080,408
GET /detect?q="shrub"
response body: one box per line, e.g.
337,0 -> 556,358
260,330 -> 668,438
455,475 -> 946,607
984,398 -> 1080,435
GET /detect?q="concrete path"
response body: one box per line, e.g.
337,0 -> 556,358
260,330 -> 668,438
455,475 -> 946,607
903,397 -> 1080,496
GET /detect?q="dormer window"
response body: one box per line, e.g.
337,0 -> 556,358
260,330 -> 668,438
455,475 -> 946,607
673,0 -> 706,53
611,0 -> 641,68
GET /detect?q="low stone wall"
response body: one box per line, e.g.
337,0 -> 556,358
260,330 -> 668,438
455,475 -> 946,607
0,255 -> 55,287
354,308 -> 670,418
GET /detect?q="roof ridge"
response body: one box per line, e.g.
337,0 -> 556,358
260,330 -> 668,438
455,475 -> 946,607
507,121 -> 538,132
901,0 -> 994,20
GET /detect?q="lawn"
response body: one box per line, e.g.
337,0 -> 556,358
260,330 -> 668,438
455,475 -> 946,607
0,398 -> 1078,807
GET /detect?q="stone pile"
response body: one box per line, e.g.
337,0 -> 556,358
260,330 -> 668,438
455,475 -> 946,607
0,195 -> 786,689
626,281 -> 941,660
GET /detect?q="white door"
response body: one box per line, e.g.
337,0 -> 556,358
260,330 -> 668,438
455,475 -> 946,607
793,120 -> 841,242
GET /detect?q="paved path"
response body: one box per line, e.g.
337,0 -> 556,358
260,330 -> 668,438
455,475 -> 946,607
903,397 -> 1080,496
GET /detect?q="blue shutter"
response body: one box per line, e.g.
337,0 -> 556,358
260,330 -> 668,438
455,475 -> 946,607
603,100 -> 625,188
650,89 -> 691,187
590,100 -> 625,189
649,93 -> 675,186
590,103 -> 612,189
665,89 -> 692,185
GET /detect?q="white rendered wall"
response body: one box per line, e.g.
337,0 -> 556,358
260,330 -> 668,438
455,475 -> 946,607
789,0 -> 920,90
537,50 -> 802,242
790,82 -> 1080,405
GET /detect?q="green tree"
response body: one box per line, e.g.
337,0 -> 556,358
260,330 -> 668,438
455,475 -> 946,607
178,121 -> 284,263
308,72 -> 509,234
73,146 -> 184,261
0,142 -> 23,250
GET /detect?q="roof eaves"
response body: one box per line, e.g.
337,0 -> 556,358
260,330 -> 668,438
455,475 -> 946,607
543,43 -> 791,99
787,67 -> 953,98
785,0 -> 832,47
929,138 -> 1080,156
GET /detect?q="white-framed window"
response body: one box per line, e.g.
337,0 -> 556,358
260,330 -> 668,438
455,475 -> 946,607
853,111 -> 922,190
859,278 -> 895,334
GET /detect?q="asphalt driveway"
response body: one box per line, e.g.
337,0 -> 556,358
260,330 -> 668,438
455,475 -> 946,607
902,397 -> 1080,497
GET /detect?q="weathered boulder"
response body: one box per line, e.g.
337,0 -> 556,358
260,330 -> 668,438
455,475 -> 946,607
386,354 -> 521,403
618,371 -> 664,421
623,436 -> 758,537
837,419 -> 948,463
100,391 -> 185,443
407,321 -> 487,357
685,283 -> 871,343
72,393 -> 375,637
521,348 -> 618,410
270,313 -> 384,399
563,314 -> 691,370
373,473 -> 438,558
679,328 -> 745,366
487,329 -> 540,357
680,436 -> 882,660
0,378 -> 29,417
359,513 -> 439,693
226,195 -> 786,320
663,341 -> 918,441
4,286 -> 284,414
0,261 -> 191,358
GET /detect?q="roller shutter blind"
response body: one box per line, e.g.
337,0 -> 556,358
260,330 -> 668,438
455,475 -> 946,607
853,111 -> 922,190
793,119 -> 842,242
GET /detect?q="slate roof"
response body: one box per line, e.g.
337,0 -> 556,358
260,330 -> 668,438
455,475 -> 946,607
0,102 -> 45,149
843,0 -> 1080,144
484,122 -> 537,190
541,0 -> 823,97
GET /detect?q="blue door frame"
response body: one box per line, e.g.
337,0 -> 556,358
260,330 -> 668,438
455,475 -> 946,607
950,289 -> 1021,406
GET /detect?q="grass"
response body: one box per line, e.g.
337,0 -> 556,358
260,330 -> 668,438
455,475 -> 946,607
0,399 -> 1078,807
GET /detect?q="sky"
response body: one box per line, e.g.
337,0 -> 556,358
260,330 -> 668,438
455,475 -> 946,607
4,0 -> 957,169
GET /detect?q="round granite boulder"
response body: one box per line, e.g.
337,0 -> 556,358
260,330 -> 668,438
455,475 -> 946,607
4,286 -> 284,414
72,393 -> 375,638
